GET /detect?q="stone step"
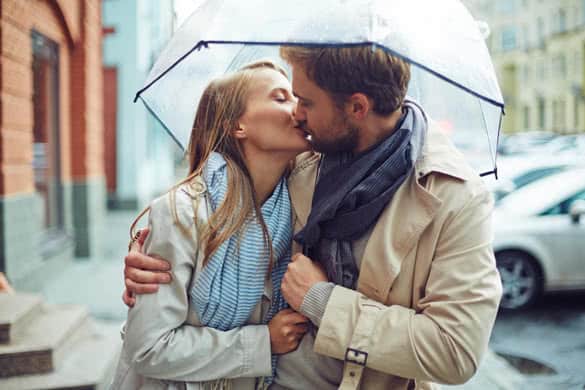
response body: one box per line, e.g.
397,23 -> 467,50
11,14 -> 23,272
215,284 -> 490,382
0,293 -> 43,344
0,303 -> 89,377
0,320 -> 122,390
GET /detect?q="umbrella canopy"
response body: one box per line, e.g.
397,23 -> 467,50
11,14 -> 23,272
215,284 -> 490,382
136,0 -> 504,176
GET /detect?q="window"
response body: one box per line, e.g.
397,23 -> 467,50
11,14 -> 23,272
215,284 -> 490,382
559,99 -> 566,130
496,0 -> 517,14
32,31 -> 63,232
575,94 -> 580,128
537,58 -> 546,79
559,9 -> 567,32
523,64 -> 531,82
553,55 -> 567,77
501,27 -> 517,51
513,166 -> 567,189
538,97 -> 546,129
552,100 -> 565,130
542,190 -> 585,215
523,25 -> 530,49
537,17 -> 545,44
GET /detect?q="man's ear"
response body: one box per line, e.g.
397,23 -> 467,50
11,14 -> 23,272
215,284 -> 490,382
233,124 -> 247,139
345,93 -> 371,120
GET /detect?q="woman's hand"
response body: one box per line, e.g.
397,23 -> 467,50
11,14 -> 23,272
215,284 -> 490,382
268,308 -> 309,354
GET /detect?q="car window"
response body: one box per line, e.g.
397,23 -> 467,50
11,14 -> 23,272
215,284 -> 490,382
512,166 -> 566,189
542,189 -> 585,215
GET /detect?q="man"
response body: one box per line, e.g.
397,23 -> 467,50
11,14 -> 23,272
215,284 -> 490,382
124,45 -> 502,389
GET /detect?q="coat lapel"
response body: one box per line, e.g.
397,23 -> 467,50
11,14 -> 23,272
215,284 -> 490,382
356,172 -> 442,302
288,152 -> 320,231
356,127 -> 466,303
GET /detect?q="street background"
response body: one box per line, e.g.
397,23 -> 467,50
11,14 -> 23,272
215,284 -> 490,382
1,0 -> 584,389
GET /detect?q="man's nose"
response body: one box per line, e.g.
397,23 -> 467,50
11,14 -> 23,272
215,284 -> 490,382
293,103 -> 306,121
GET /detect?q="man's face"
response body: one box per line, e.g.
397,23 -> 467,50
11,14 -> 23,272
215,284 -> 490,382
290,63 -> 358,153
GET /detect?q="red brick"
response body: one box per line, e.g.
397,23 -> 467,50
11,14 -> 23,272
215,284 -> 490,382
0,0 -> 103,196
0,0 -> 31,31
0,164 -> 34,194
0,56 -> 33,98
0,19 -> 32,65
0,91 -> 33,131
0,128 -> 33,164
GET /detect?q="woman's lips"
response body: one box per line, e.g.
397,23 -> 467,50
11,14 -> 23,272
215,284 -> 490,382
294,125 -> 312,141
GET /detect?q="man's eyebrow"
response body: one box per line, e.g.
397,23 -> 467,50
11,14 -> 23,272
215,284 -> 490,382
293,92 -> 311,102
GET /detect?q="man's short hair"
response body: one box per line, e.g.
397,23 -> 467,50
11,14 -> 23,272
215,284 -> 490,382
280,45 -> 410,115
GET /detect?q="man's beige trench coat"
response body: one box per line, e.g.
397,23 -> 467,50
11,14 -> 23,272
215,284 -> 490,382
287,128 -> 503,390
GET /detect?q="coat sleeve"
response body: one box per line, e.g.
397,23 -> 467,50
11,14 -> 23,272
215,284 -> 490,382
313,186 -> 502,385
123,190 -> 272,382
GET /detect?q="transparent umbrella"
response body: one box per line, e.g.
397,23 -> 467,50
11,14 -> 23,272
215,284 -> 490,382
135,0 -> 504,176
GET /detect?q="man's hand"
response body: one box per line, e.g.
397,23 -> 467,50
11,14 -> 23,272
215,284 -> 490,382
281,253 -> 328,311
122,228 -> 172,307
0,272 -> 14,294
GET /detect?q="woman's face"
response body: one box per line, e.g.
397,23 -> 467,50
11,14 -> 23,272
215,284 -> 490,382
238,68 -> 310,157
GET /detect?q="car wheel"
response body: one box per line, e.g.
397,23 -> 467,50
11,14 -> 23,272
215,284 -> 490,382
496,251 -> 543,311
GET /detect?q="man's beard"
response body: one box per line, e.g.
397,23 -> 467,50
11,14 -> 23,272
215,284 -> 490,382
309,116 -> 359,154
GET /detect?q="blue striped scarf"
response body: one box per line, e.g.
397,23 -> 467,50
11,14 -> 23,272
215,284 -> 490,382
190,153 -> 291,384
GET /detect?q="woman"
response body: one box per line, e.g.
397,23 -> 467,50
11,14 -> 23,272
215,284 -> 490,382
111,61 -> 311,390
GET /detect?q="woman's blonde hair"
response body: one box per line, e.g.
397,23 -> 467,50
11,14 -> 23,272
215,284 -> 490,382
130,60 -> 288,266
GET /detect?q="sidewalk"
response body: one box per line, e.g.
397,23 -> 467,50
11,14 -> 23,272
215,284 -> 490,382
40,209 -> 138,324
39,209 -> 525,389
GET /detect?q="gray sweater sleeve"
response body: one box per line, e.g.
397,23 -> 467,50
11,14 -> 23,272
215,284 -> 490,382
299,281 -> 335,326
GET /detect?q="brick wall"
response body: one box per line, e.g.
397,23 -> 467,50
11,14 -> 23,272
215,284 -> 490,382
0,0 -> 104,275
0,0 -> 104,196
70,1 -> 103,180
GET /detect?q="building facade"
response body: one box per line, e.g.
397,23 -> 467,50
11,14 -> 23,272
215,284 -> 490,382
464,0 -> 585,134
102,0 -> 177,210
0,0 -> 106,289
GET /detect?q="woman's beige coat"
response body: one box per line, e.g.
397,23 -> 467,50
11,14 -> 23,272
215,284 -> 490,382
287,128 -> 503,390
110,179 -> 273,390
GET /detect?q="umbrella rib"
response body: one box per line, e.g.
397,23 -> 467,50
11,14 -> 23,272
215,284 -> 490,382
493,111 -> 504,180
136,39 -> 505,109
137,95 -> 186,151
134,41 -> 208,103
478,99 -> 497,172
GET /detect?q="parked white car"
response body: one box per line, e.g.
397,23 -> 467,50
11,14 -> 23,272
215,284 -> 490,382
491,162 -> 571,204
492,167 -> 585,310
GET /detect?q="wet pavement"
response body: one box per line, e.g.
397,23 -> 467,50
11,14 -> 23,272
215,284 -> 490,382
490,291 -> 585,389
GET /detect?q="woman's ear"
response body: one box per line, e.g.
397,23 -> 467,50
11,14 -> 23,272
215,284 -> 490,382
233,124 -> 247,139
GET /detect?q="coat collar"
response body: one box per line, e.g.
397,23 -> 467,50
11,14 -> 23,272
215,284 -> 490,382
415,124 -> 476,182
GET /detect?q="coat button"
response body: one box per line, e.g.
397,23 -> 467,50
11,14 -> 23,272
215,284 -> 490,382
349,371 -> 355,377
